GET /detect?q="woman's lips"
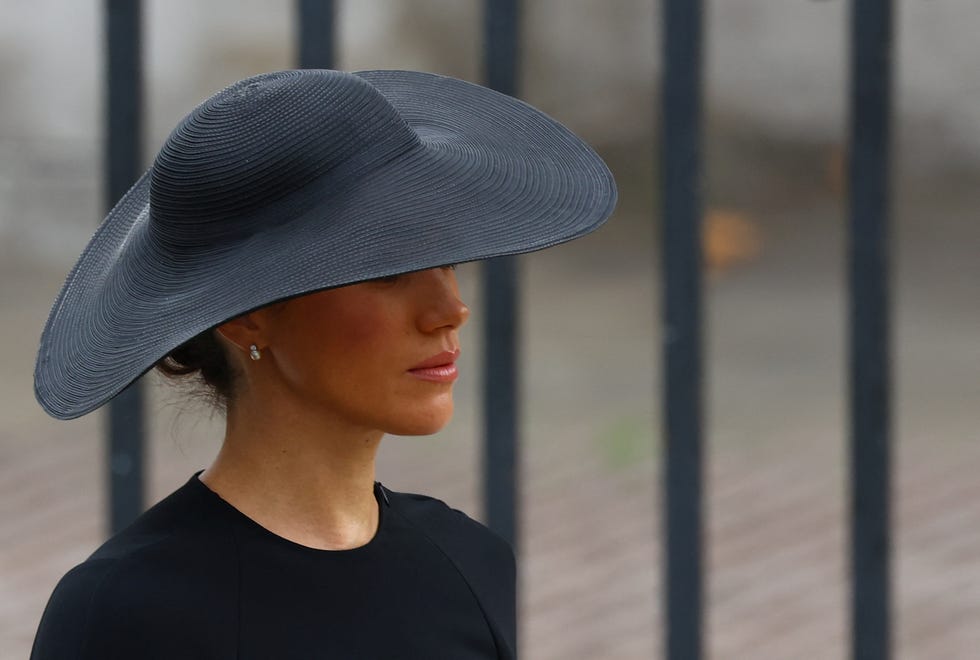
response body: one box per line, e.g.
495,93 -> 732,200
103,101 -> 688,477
408,350 -> 460,383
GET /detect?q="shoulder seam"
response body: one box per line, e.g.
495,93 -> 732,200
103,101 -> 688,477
68,558 -> 126,659
224,510 -> 244,660
387,503 -> 508,659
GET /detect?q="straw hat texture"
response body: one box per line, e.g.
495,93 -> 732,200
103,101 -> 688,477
35,69 -> 617,419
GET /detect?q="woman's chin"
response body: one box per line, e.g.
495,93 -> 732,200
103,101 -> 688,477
386,404 -> 454,437
390,420 -> 453,437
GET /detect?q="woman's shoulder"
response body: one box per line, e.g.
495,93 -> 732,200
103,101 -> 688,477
33,550 -> 236,659
382,485 -> 515,564
381,484 -> 517,655
31,476 -> 238,659
79,473 -> 235,569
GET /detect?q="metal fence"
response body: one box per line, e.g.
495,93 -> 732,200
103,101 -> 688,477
662,2 -> 894,658
104,1 -> 895,658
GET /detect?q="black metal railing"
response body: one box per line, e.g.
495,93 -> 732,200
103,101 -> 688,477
297,0 -> 336,70
660,0 -> 705,657
105,0 -> 145,535
658,1 -> 894,659
848,1 -> 894,658
481,0 -> 521,557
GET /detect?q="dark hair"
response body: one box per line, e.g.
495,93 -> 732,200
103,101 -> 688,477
155,330 -> 240,410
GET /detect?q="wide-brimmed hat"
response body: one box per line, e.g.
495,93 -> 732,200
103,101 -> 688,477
35,69 -> 617,419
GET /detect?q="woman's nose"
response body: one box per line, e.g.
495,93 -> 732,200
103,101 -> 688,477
416,267 -> 470,333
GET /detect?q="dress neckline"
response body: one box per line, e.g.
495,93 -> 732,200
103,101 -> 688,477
189,472 -> 388,555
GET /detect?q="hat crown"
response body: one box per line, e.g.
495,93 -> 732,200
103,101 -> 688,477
148,70 -> 419,246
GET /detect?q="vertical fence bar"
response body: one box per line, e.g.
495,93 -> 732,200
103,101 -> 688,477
104,0 -> 145,535
848,0 -> 894,658
296,0 -> 336,69
661,0 -> 705,658
482,0 -> 520,551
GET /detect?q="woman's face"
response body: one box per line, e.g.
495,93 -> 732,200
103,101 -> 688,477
259,266 -> 469,436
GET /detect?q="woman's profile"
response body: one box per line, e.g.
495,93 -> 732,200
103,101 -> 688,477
31,68 -> 616,658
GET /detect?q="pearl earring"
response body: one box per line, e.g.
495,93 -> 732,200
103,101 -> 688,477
249,344 -> 261,361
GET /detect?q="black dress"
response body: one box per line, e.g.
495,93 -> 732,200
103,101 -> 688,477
31,475 -> 516,659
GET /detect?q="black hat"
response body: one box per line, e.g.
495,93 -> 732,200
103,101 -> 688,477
35,69 -> 617,419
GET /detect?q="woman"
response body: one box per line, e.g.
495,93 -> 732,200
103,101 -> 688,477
31,69 -> 616,658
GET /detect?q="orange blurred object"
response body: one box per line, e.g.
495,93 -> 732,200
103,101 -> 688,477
704,208 -> 764,276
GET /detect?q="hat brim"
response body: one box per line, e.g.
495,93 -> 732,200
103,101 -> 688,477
35,70 -> 617,419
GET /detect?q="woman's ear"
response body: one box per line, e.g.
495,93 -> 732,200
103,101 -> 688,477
215,312 -> 264,352
216,300 -> 288,354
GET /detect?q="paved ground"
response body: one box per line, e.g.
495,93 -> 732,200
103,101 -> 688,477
1,142 -> 978,659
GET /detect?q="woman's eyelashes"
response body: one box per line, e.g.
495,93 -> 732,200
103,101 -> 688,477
373,265 -> 456,285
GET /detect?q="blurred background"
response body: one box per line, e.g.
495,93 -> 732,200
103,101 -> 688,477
2,1 -> 979,658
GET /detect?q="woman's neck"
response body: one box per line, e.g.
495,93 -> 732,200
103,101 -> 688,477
200,391 -> 384,550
